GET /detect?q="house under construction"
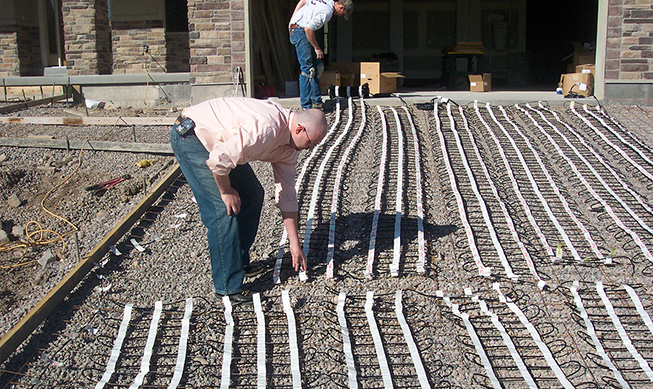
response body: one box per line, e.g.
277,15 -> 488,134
0,0 -> 651,106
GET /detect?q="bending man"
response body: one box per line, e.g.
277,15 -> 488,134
170,97 -> 328,304
289,0 -> 353,109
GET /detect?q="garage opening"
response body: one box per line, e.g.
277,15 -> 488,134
250,0 -> 599,95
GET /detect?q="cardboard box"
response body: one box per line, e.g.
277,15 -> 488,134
576,64 -> 595,76
561,72 -> 594,97
320,70 -> 340,94
469,73 -> 491,92
360,62 -> 405,95
565,42 -> 595,72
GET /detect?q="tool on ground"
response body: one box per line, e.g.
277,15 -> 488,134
85,175 -> 131,195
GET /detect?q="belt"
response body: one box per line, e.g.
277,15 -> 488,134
289,24 -> 301,29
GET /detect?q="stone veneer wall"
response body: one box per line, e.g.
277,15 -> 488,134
0,29 -> 21,77
63,0 -> 112,75
187,0 -> 246,84
606,0 -> 653,80
0,24 -> 41,77
111,20 -> 167,74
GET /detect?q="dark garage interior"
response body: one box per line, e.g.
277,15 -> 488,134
252,0 -> 599,94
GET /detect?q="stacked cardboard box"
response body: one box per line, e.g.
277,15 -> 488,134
360,62 -> 404,95
560,72 -> 593,97
468,74 -> 492,92
320,62 -> 360,94
321,62 -> 405,95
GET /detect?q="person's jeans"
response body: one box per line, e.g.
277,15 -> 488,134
289,27 -> 322,109
170,127 -> 264,295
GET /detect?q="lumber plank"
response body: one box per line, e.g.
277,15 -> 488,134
0,116 -> 174,126
0,137 -> 173,154
0,93 -> 71,114
0,164 -> 182,365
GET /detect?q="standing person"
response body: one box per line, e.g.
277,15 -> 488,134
289,0 -> 354,109
170,97 -> 328,305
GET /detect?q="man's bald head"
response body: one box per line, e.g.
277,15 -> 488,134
291,109 -> 328,150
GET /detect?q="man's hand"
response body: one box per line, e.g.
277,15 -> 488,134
282,211 -> 307,272
305,28 -> 323,60
290,243 -> 307,272
221,189 -> 241,215
209,166 -> 240,215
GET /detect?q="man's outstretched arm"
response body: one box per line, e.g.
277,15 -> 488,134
282,211 -> 307,272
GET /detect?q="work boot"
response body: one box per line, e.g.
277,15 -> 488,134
244,262 -> 265,278
311,102 -> 323,109
218,290 -> 253,306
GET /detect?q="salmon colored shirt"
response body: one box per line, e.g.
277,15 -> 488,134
183,97 -> 298,212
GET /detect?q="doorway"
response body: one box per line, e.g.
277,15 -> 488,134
38,0 -> 65,69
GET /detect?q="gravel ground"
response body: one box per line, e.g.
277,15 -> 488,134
1,99 -> 653,388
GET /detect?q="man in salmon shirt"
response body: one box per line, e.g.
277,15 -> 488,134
170,97 -> 328,305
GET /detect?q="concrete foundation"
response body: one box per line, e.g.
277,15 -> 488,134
603,82 -> 653,106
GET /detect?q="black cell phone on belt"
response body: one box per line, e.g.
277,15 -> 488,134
175,118 -> 195,136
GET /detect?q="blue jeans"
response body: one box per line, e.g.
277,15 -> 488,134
289,27 -> 323,109
170,127 -> 264,295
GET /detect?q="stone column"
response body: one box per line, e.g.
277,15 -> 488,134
187,0 -> 247,86
62,0 -> 112,75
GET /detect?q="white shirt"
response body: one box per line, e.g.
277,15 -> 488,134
290,0 -> 334,31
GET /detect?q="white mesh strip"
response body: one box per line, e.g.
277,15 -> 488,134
390,108 -> 404,277
493,283 -> 574,388
437,102 -> 490,276
303,99 -> 354,263
365,106 -> 389,278
95,303 -> 133,389
452,104 -> 516,279
597,282 -> 653,381
483,103 -> 579,262
470,104 -> 553,260
539,104 -> 653,231
395,291 -> 430,388
623,285 -> 653,338
167,297 -> 193,389
253,293 -> 266,389
476,298 -> 537,388
526,104 -> 653,263
282,290 -> 302,389
337,293 -> 358,388
365,292 -> 394,388
273,101 -> 342,284
569,283 -> 629,388
572,102 -> 653,180
440,296 -> 500,389
401,107 -> 426,273
220,296 -> 234,389
510,103 -> 604,260
326,97 -> 367,278
129,301 -> 163,389
594,105 -> 653,156
458,105 -> 544,286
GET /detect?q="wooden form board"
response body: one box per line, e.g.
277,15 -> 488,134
0,137 -> 173,154
0,164 -> 182,365
0,116 -> 175,126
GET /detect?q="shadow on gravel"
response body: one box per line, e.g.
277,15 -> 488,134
258,211 -> 457,286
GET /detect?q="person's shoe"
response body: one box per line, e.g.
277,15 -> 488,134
219,290 -> 253,305
311,102 -> 323,109
244,263 -> 265,278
